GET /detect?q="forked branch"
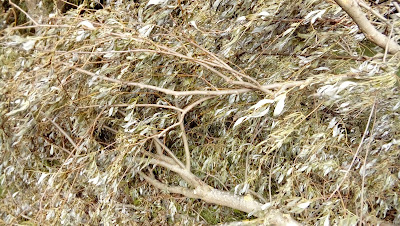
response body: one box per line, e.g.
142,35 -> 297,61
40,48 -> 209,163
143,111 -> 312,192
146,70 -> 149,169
137,152 -> 301,225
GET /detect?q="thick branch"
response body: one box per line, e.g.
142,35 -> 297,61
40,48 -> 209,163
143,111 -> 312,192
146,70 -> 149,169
139,171 -> 301,225
334,0 -> 400,54
140,173 -> 266,219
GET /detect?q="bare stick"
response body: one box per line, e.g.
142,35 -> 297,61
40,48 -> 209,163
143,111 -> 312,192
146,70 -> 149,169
329,102 -> 375,199
140,157 -> 201,187
334,0 -> 400,53
174,99 -> 191,171
44,115 -> 79,153
9,0 -> 39,25
359,101 -> 376,226
187,40 -> 262,86
139,170 -> 263,214
152,137 -> 185,169
383,23 -> 394,62
139,171 -> 195,195
357,0 -> 389,24
152,130 -> 164,155
156,97 -> 214,138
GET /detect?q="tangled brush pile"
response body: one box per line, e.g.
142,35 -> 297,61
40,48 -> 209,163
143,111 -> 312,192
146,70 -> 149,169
1,0 -> 399,224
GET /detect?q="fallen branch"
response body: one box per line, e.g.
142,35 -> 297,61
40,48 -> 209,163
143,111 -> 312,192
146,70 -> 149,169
138,156 -> 301,225
9,0 -> 39,26
334,0 -> 400,54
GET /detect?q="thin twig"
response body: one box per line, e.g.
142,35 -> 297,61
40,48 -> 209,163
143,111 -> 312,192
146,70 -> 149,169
261,52 -> 373,61
268,150 -> 277,203
359,100 -> 377,226
103,125 -> 118,134
6,24 -> 72,32
60,47 -> 268,92
357,0 -> 389,25
178,110 -> 191,171
41,136 -> 72,155
188,40 -> 235,73
383,23 -> 394,62
152,43 -> 240,76
138,157 -> 201,187
248,189 -> 267,204
66,49 -> 263,92
183,61 -> 273,95
174,99 -> 191,171
72,65 -> 248,96
61,49 -> 230,72
329,102 -> 375,199
203,172 -> 229,191
245,149 -> 249,183
8,0 -> 39,25
66,48 -> 270,93
141,148 -> 177,166
153,130 -> 164,155
153,137 -> 186,169
44,114 -> 79,153
154,97 -> 215,138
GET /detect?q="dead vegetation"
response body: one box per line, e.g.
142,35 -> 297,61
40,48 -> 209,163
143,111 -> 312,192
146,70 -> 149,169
0,0 -> 400,225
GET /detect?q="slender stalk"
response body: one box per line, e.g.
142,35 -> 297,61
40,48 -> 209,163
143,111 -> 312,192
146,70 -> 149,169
9,0 -> 39,25
329,102 -> 376,199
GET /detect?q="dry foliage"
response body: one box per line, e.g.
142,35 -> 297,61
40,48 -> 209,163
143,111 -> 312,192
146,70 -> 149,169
1,0 -> 400,225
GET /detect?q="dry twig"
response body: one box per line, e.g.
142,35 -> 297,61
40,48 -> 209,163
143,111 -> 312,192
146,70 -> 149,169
329,102 -> 376,199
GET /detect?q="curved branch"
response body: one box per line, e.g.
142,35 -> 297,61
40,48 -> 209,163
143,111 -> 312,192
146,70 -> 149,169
334,0 -> 400,54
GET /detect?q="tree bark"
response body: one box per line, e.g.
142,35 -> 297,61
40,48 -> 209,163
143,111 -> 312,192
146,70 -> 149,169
335,0 -> 400,54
